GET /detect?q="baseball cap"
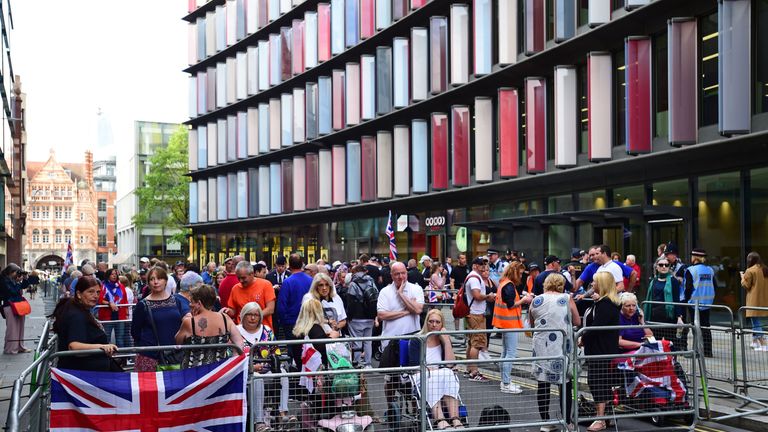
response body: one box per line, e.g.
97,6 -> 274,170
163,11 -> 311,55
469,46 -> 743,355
472,256 -> 488,266
175,260 -> 186,267
544,255 -> 561,265
528,262 -> 541,270
571,248 -> 584,258
419,255 -> 432,264
332,260 -> 342,268
223,256 -> 234,264
140,257 -> 150,263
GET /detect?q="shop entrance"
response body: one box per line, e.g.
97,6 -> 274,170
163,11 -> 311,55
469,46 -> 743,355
593,225 -> 627,258
427,234 -> 446,262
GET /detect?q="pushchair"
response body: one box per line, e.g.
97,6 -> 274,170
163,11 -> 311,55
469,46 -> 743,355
300,342 -> 374,432
395,339 -> 468,431
611,339 -> 693,426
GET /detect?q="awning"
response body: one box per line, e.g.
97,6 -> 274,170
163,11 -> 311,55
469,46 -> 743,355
109,252 -> 134,265
456,205 -> 689,231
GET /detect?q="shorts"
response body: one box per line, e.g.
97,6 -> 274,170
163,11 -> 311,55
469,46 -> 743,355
466,314 -> 487,349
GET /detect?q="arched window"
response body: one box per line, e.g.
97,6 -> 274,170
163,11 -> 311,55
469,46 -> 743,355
42,229 -> 49,243
64,229 -> 72,243
55,229 -> 62,243
32,229 -> 40,243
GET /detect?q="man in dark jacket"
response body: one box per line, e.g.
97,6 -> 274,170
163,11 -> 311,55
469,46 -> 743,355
407,259 -> 422,285
343,265 -> 379,367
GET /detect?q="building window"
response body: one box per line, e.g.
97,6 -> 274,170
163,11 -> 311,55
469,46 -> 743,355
654,31 -> 669,138
32,229 -> 39,243
32,206 -> 39,219
700,12 -> 718,126
98,199 -> 107,211
42,207 -> 50,220
750,167 -> 768,258
64,229 -> 72,243
42,229 -> 49,244
55,229 -> 62,243
98,216 -> 107,229
98,234 -> 107,247
755,0 -> 768,113
578,65 -> 588,154
64,207 -> 72,220
80,235 -> 85,244
80,212 -> 85,221
614,50 -> 626,147
54,206 -> 63,219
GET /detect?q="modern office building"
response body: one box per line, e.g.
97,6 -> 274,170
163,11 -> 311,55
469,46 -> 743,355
116,121 -> 183,265
185,0 -> 768,310
93,159 -> 117,263
24,151 -> 98,271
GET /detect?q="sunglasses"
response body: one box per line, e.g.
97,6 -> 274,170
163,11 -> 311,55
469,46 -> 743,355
657,263 -> 670,267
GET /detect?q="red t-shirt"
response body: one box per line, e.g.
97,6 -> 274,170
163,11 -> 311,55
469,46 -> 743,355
218,273 -> 239,310
227,278 -> 276,327
98,283 -> 128,321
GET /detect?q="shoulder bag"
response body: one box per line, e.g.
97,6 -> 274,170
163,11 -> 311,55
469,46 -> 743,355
143,300 -> 182,371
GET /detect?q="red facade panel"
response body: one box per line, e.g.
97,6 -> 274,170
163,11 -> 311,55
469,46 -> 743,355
451,105 -> 470,186
292,19 -> 305,75
625,37 -> 652,154
281,159 -> 293,213
431,113 -> 449,190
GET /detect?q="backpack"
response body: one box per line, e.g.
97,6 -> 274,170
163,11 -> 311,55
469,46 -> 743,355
327,343 -> 359,398
477,405 -> 511,431
348,274 -> 379,318
452,275 -> 480,319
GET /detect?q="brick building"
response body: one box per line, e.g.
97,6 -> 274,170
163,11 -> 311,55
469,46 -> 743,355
24,151 -> 97,271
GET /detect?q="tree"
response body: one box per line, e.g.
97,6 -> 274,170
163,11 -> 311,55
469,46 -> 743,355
132,125 -> 190,247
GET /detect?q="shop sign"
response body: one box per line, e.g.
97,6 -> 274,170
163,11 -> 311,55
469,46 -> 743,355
425,216 -> 446,233
397,215 -> 408,231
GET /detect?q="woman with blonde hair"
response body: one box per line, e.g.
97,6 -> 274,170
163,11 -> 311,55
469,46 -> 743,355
303,273 -> 347,333
414,308 -> 462,429
293,299 -> 339,367
581,272 -> 621,431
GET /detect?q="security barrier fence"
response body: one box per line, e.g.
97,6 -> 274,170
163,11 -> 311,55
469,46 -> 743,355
6,319 -> 712,432
733,306 -> 768,419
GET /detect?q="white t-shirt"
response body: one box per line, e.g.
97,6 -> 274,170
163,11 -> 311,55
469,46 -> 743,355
464,271 -> 486,315
377,281 -> 425,346
302,292 -> 348,323
596,261 -> 623,284
165,276 -> 177,296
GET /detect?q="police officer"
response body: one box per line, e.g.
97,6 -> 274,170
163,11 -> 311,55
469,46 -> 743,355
681,248 -> 715,357
564,249 -> 586,281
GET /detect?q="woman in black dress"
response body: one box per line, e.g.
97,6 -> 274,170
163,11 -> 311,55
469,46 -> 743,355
50,276 -> 118,371
581,272 -> 621,431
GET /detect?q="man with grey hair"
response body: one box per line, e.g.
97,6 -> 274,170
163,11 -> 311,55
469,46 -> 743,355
625,254 -> 641,293
202,261 -> 217,285
218,256 -> 244,309
223,261 -> 276,327
175,271 -> 204,316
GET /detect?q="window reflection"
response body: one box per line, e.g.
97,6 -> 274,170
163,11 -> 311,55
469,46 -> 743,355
749,167 -> 768,259
700,12 -> 718,126
615,50 -> 626,147
754,0 -> 768,113
654,32 -> 669,138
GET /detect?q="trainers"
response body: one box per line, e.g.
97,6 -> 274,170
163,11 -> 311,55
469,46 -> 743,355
468,373 -> 489,382
539,425 -> 558,432
500,382 -> 522,394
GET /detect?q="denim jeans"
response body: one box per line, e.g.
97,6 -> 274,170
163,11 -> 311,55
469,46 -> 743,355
752,317 -> 766,340
501,331 -> 519,385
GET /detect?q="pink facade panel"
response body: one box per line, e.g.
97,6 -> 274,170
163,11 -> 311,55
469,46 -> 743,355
499,88 -> 519,178
431,113 -> 449,190
360,0 -> 375,39
361,136 -> 377,201
292,19 -> 305,75
451,105 -> 470,186
318,3 -> 332,62
525,78 -> 546,173
305,153 -> 320,210
332,69 -> 346,130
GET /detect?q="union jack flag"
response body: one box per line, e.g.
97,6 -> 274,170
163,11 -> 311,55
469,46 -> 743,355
616,340 -> 687,403
50,354 -> 248,431
63,239 -> 73,268
386,210 -> 397,261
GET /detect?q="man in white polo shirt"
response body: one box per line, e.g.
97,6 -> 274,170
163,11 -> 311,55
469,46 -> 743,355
465,256 -> 495,381
592,244 -> 625,292
377,261 -> 424,401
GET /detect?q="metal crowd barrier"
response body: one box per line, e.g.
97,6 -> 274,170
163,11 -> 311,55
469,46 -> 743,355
641,300 -> 738,395
91,304 -> 136,360
572,323 -> 698,430
733,306 -> 768,418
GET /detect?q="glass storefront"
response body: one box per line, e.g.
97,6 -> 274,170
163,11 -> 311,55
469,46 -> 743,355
750,167 -> 768,259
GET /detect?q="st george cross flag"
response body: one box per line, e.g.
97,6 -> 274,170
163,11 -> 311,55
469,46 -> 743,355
50,354 -> 248,431
300,343 -> 323,394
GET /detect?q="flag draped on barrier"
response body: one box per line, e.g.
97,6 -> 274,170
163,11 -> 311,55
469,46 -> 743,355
386,210 -> 397,261
49,354 -> 248,431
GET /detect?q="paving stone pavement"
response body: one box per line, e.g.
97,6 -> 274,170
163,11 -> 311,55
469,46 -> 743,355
0,291 -> 55,429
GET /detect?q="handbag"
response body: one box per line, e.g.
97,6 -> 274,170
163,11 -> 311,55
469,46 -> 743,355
10,299 -> 31,316
143,300 -> 182,371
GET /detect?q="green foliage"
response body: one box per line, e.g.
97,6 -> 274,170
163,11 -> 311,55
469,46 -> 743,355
132,125 -> 190,246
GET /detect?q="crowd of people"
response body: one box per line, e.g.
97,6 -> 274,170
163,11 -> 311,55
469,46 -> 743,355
3,242 -> 765,431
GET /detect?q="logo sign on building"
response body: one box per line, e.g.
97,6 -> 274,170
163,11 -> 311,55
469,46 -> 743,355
424,216 -> 446,234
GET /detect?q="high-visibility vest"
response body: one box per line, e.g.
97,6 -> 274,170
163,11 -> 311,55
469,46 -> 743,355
492,278 -> 523,329
686,264 -> 715,310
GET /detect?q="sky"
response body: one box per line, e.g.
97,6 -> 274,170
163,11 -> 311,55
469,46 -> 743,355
13,0 -> 188,163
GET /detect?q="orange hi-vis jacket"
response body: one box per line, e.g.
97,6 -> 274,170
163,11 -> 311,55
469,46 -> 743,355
491,277 -> 523,329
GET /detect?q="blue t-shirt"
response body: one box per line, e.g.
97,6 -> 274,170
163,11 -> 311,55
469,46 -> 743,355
578,261 -> 634,285
174,293 -> 191,316
277,272 -> 313,326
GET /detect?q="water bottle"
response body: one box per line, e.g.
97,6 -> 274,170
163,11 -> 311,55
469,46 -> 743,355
675,317 -> 684,339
